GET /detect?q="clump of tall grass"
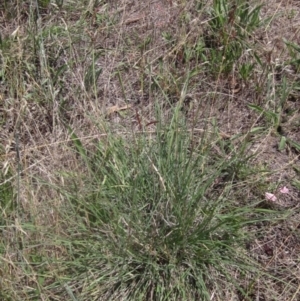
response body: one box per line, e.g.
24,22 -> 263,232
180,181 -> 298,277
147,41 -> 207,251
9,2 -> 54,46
56,107 -> 280,301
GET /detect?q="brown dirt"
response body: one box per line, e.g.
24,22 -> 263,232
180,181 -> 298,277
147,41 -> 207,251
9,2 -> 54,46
0,0 -> 300,300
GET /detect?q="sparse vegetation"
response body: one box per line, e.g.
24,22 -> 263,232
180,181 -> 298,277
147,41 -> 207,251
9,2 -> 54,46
0,1 -> 299,300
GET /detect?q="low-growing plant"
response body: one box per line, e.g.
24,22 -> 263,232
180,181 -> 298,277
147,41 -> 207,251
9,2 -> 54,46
53,107 -> 283,301
0,166 -> 14,226
206,0 -> 263,75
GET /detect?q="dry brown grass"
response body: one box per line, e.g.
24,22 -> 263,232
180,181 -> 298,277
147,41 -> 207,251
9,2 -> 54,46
0,0 -> 300,300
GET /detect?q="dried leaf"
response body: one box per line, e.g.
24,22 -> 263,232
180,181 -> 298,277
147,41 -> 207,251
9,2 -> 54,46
265,192 -> 277,202
106,104 -> 132,116
279,186 -> 289,194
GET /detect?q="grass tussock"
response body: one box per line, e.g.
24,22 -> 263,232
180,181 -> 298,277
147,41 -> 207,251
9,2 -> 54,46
1,0 -> 300,300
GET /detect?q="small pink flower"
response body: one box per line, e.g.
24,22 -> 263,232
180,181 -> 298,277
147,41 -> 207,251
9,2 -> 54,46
265,192 -> 277,202
279,186 -> 289,194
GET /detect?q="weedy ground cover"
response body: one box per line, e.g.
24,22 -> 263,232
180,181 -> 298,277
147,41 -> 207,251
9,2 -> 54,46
0,1 -> 299,300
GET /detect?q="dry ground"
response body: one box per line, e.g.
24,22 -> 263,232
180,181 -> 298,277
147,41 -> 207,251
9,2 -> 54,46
0,0 -> 300,300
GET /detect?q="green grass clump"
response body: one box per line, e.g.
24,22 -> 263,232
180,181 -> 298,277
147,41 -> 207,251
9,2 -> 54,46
54,109 -> 279,301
